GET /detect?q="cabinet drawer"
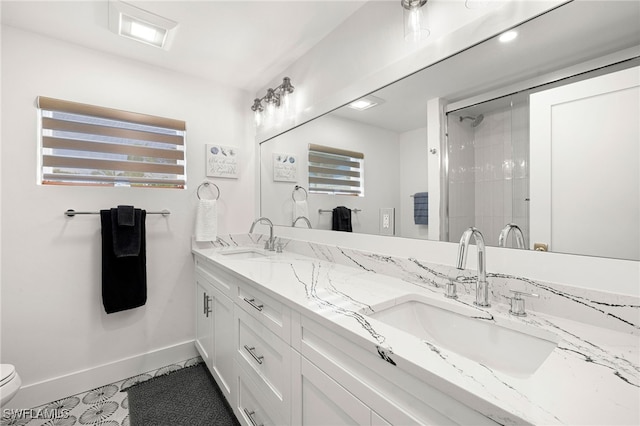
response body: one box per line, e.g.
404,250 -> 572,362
237,281 -> 290,343
195,255 -> 238,299
236,360 -> 287,426
235,307 -> 291,412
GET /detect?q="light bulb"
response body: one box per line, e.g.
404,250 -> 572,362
403,5 -> 429,42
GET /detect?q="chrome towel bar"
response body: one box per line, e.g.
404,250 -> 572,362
318,208 -> 361,213
64,209 -> 170,217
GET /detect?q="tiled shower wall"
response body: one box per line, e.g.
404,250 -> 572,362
447,94 -> 530,247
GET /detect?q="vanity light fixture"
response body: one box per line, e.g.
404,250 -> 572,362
108,0 -> 178,50
251,77 -> 295,127
347,95 -> 385,111
401,0 -> 429,42
498,30 -> 518,43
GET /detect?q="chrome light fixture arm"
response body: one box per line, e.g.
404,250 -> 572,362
251,77 -> 295,125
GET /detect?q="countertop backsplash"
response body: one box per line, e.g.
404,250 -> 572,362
200,234 -> 639,336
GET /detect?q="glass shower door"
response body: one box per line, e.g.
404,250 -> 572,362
444,93 -> 530,248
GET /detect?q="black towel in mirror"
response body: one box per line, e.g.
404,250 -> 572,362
101,209 -> 147,314
332,206 -> 352,232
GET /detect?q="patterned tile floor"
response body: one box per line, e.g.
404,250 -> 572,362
1,357 -> 203,426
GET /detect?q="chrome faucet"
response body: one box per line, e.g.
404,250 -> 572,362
498,223 -> 526,249
292,216 -> 312,228
456,227 -> 490,307
249,217 -> 275,251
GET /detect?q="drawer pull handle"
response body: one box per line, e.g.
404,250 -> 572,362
243,408 -> 263,426
243,297 -> 264,312
244,345 -> 264,364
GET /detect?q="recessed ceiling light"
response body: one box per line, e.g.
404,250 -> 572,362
498,30 -> 518,43
347,95 -> 385,111
129,21 -> 160,44
108,0 -> 178,50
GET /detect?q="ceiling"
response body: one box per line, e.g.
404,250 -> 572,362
0,0 -> 367,93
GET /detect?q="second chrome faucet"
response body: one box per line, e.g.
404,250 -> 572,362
249,217 -> 275,251
456,227 -> 490,307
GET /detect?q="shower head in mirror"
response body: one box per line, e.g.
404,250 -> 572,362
459,114 -> 484,127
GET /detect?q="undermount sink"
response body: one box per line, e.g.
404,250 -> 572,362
219,248 -> 269,259
364,294 -> 559,377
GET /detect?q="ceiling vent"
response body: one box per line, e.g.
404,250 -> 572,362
108,0 -> 178,50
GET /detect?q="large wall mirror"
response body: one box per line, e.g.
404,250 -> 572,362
259,1 -> 640,261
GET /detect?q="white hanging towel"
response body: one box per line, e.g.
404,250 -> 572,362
293,200 -> 309,226
195,199 -> 218,241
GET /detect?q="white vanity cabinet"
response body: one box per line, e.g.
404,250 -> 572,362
194,254 -> 294,426
194,253 -> 498,426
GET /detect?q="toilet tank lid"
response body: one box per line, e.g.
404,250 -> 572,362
0,364 -> 15,383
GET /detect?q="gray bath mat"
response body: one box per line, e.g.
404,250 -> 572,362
127,362 -> 239,426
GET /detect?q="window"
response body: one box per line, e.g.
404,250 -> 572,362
308,143 -> 364,196
37,96 -> 186,188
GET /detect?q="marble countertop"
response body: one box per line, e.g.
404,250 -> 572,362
192,240 -> 640,425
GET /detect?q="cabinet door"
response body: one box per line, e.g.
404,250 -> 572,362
195,272 -> 236,408
300,357 -> 370,426
210,282 -> 236,407
195,274 -> 214,369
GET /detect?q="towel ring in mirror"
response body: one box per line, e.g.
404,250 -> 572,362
292,185 -> 308,202
197,181 -> 220,200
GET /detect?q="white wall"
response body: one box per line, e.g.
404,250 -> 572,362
0,26 -> 254,405
260,115 -> 399,235
398,127 -> 429,239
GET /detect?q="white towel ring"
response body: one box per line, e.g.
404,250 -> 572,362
197,181 -> 220,200
292,185 -> 308,202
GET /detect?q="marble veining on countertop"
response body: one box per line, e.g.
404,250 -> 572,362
193,234 -> 640,425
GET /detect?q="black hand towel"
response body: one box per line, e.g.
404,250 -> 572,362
332,206 -> 352,232
101,209 -> 147,314
117,205 -> 135,226
111,207 -> 141,257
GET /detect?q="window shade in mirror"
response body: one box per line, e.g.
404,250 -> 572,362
308,143 -> 364,196
37,96 -> 186,188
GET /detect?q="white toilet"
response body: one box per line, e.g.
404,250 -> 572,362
0,364 -> 22,406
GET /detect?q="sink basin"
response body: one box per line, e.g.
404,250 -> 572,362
219,248 -> 269,259
365,294 -> 559,377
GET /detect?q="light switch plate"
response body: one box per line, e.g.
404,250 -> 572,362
379,208 -> 395,236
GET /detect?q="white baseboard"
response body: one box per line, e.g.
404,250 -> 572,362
6,340 -> 198,410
